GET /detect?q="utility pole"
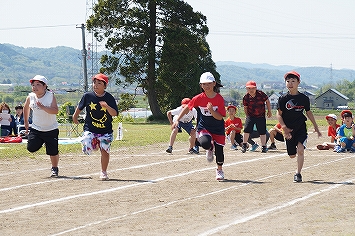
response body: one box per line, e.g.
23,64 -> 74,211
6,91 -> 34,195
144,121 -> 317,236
77,23 -> 88,92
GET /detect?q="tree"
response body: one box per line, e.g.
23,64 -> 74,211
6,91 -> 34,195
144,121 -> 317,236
86,0 -> 219,118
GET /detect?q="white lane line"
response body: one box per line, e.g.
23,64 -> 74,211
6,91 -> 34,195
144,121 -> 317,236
0,154 -> 285,214
51,160 -> 354,236
198,177 -> 355,236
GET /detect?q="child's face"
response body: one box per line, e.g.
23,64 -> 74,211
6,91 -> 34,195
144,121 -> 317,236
285,78 -> 300,91
93,79 -> 106,94
246,87 -> 256,95
326,117 -> 336,125
31,81 -> 46,95
228,108 -> 236,116
200,82 -> 215,93
343,116 -> 353,126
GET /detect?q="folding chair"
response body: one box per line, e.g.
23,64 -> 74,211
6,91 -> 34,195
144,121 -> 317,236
65,105 -> 82,137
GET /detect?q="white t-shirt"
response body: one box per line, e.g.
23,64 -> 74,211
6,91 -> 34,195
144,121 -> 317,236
29,91 -> 58,131
170,106 -> 197,123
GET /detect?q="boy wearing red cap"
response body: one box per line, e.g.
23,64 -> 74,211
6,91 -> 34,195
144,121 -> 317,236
241,80 -> 272,153
166,98 -> 198,154
172,72 -> 226,180
277,71 -> 321,182
23,75 -> 60,177
224,105 -> 243,150
73,73 -> 118,180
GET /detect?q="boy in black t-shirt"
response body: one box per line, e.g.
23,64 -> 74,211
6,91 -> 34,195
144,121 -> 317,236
277,71 -> 321,183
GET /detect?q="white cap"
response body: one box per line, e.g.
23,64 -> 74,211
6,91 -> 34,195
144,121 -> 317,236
199,72 -> 215,84
325,114 -> 337,120
30,75 -> 48,84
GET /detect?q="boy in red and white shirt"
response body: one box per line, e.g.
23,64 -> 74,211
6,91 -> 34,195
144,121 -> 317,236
224,105 -> 243,150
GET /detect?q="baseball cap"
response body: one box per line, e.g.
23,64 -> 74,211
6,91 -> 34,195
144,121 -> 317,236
284,71 -> 300,80
92,73 -> 109,84
341,110 -> 353,118
181,98 -> 191,105
227,105 -> 237,111
30,75 -> 48,84
199,72 -> 215,84
325,114 -> 337,120
245,81 -> 257,88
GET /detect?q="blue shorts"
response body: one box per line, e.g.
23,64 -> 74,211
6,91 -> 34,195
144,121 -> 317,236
178,121 -> 195,135
339,137 -> 355,149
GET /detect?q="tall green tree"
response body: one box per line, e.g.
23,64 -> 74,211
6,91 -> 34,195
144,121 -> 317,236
86,0 -> 219,118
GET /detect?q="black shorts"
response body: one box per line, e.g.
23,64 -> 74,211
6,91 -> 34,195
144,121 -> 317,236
244,117 -> 266,135
27,128 -> 59,156
274,132 -> 285,142
285,123 -> 307,156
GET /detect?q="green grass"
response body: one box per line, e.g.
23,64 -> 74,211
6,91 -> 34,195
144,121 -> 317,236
0,108 -> 343,159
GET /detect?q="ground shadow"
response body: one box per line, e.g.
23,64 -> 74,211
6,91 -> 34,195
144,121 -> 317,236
307,180 -> 354,185
220,179 -> 265,184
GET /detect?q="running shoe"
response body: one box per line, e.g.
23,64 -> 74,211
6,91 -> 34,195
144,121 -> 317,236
241,143 -> 247,153
206,148 -> 214,162
216,169 -> 224,180
100,171 -> 109,181
230,144 -> 237,150
166,146 -> 173,153
268,143 -> 277,150
249,143 -> 259,152
337,148 -> 346,153
293,173 -> 302,183
50,167 -> 59,178
261,146 -> 268,153
189,148 -> 199,154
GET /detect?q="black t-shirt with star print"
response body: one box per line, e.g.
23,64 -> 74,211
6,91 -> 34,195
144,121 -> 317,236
78,91 -> 118,134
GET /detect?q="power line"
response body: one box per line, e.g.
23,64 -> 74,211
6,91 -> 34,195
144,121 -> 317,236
0,24 -> 77,31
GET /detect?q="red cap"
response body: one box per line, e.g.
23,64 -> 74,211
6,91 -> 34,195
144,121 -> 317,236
245,81 -> 257,88
227,105 -> 237,111
284,71 -> 300,80
181,98 -> 191,105
92,73 -> 109,84
341,110 -> 353,118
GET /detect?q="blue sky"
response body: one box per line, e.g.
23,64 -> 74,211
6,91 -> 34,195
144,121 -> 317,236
1,0 -> 355,70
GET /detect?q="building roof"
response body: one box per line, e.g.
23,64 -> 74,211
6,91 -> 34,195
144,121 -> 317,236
315,88 -> 349,100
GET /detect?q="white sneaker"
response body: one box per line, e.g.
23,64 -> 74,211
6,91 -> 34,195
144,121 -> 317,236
216,169 -> 224,180
206,149 -> 214,162
100,171 -> 109,181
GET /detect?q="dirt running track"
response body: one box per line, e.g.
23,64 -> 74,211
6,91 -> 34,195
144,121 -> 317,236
0,130 -> 355,236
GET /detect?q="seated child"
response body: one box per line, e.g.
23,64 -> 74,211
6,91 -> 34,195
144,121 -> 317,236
224,105 -> 243,150
316,114 -> 340,150
268,123 -> 284,150
336,111 -> 355,153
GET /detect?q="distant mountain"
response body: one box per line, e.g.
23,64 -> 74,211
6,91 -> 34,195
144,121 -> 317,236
0,43 -> 354,88
216,61 -> 355,86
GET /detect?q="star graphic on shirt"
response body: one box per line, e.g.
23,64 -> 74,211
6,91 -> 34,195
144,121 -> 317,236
101,107 -> 107,112
89,102 -> 97,110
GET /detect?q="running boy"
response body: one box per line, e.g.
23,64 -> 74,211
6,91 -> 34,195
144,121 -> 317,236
23,75 -> 60,177
277,71 -> 321,182
224,105 -> 243,150
172,72 -> 226,180
241,81 -> 272,153
166,98 -> 198,154
72,73 -> 118,180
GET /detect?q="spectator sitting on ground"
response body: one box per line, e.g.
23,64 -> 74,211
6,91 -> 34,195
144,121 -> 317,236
316,114 -> 340,150
224,104 -> 243,150
268,123 -> 284,150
